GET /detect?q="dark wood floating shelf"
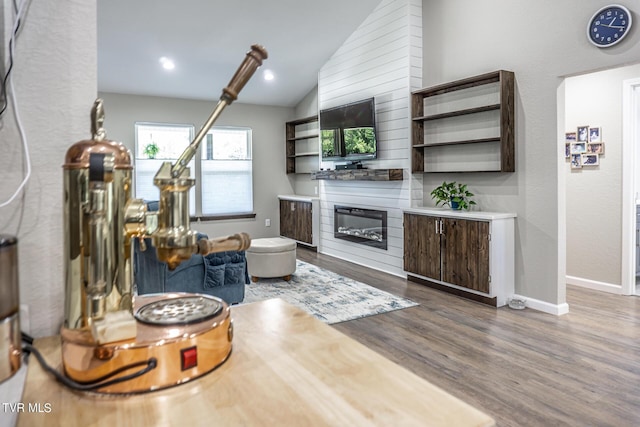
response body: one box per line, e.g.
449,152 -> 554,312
287,134 -> 318,142
287,152 -> 319,158
412,104 -> 501,122
311,168 -> 404,181
413,137 -> 501,148
288,115 -> 318,126
413,72 -> 502,97
423,170 -> 502,174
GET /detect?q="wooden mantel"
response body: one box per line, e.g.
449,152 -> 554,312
311,168 -> 403,181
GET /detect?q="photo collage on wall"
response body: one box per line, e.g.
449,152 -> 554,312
565,125 -> 604,170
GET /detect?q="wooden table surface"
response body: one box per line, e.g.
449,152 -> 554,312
19,298 -> 494,426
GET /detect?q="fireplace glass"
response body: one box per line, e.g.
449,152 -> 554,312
334,206 -> 387,250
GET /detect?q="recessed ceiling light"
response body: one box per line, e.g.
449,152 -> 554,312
159,56 -> 175,71
263,69 -> 275,81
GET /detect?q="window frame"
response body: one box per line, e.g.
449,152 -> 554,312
133,122 -> 256,221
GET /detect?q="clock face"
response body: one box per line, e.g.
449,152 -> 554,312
587,4 -> 633,47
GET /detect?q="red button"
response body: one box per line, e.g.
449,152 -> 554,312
181,346 -> 198,370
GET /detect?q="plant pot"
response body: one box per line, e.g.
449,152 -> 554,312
450,198 -> 460,210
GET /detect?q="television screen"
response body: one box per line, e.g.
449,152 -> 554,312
320,98 -> 378,162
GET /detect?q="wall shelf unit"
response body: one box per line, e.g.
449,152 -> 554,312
411,70 -> 515,173
286,116 -> 319,174
311,168 -> 403,181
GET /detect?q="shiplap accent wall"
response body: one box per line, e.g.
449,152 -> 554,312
317,0 -> 422,276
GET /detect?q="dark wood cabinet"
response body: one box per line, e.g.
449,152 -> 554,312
404,213 -> 489,293
279,199 -> 296,240
278,196 -> 319,247
441,218 -> 490,293
403,209 -> 514,306
403,213 -> 441,280
279,199 -> 312,244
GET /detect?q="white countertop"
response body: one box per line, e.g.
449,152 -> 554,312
278,194 -> 319,202
404,207 -> 517,220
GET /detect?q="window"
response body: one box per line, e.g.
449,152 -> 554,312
134,123 -> 196,215
200,127 -> 253,215
134,122 -> 253,219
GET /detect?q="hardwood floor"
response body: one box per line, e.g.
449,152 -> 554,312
296,246 -> 640,427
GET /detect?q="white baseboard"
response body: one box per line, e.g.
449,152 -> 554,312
512,294 -> 569,316
566,275 -> 622,294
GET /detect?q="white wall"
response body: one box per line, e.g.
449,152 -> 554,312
0,1 -> 97,337
98,92 -> 295,240
565,64 -> 640,292
317,0 -> 422,276
422,0 -> 640,308
295,85 -> 319,119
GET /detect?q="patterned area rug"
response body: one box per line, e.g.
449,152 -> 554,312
242,260 -> 418,324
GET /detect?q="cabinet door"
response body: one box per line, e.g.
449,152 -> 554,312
279,200 -> 296,240
441,218 -> 490,293
295,201 -> 313,244
280,200 -> 313,244
404,213 -> 441,280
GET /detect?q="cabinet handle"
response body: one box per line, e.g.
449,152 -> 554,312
435,220 -> 439,234
439,219 -> 444,235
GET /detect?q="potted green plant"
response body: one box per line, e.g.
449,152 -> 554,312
143,142 -> 159,159
430,181 -> 476,211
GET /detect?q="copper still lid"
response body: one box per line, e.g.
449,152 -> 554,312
64,139 -> 132,169
64,98 -> 132,170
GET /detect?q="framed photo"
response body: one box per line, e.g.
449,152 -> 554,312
565,132 -> 577,143
570,142 -> 587,154
582,153 -> 599,166
577,126 -> 589,142
571,153 -> 582,169
565,143 -> 571,159
589,127 -> 601,143
586,142 -> 604,155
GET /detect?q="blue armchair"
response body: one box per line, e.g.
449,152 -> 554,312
132,202 -> 248,304
133,237 -> 248,304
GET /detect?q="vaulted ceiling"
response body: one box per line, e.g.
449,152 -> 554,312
98,0 -> 382,107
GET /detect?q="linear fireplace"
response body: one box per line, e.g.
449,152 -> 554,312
334,206 -> 387,250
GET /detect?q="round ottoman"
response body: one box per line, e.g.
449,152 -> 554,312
246,237 -> 297,282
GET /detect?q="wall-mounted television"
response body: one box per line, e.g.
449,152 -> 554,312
320,97 -> 378,162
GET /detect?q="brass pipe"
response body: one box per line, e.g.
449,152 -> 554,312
86,184 -> 108,320
153,44 -> 267,269
171,44 -> 268,179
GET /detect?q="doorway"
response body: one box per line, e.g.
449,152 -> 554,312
562,64 -> 640,297
621,77 -> 640,296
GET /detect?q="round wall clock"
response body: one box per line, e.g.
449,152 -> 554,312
587,4 -> 633,47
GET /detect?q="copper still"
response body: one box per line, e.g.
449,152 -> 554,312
60,45 -> 266,394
